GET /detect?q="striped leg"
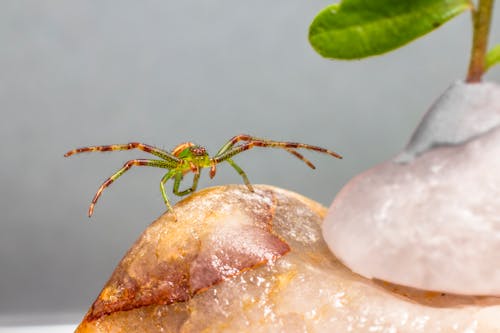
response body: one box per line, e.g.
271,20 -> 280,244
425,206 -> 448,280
284,148 -> 316,169
173,170 -> 201,196
64,142 -> 180,164
215,134 -> 257,155
88,159 -> 170,217
215,135 -> 319,169
213,140 -> 342,164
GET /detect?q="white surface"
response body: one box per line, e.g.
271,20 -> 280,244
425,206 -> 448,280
323,82 -> 500,295
396,81 -> 500,162
0,325 -> 77,333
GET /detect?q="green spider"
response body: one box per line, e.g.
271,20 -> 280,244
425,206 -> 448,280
64,134 -> 342,217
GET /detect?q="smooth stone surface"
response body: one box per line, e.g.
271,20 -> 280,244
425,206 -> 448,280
396,81 -> 500,163
324,81 -> 500,295
76,185 -> 500,332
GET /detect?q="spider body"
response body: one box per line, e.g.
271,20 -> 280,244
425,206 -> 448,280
64,134 -> 342,217
171,143 -> 211,173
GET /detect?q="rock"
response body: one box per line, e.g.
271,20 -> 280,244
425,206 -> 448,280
76,185 -> 500,332
323,81 -> 500,295
396,81 -> 500,162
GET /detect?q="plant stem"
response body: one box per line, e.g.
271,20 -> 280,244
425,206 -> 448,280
466,0 -> 494,82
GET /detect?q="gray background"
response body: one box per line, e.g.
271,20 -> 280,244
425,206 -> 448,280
1,0 -> 499,325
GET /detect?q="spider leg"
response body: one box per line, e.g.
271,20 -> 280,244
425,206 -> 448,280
225,158 -> 254,192
173,170 -> 201,196
160,170 -> 177,213
216,134 -> 272,155
284,148 -> 316,169
64,142 -> 180,164
213,140 -> 342,164
88,159 -> 171,217
215,134 -> 321,168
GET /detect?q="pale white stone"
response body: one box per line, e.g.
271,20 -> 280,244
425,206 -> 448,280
396,81 -> 500,162
323,81 -> 500,295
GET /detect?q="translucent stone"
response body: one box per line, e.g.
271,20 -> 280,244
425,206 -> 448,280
76,185 -> 500,332
324,81 -> 500,296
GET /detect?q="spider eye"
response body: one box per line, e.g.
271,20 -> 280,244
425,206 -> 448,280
190,146 -> 207,156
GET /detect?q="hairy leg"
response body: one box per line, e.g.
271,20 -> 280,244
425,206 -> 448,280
173,171 -> 201,196
88,159 -> 170,217
213,139 -> 342,164
284,148 -> 316,169
65,142 -> 180,164
215,134 -> 332,167
225,158 -> 254,192
160,169 -> 177,213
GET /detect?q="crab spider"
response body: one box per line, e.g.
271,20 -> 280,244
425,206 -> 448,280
64,134 -> 342,217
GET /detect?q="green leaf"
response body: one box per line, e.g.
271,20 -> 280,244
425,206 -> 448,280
485,44 -> 500,71
309,0 -> 472,59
